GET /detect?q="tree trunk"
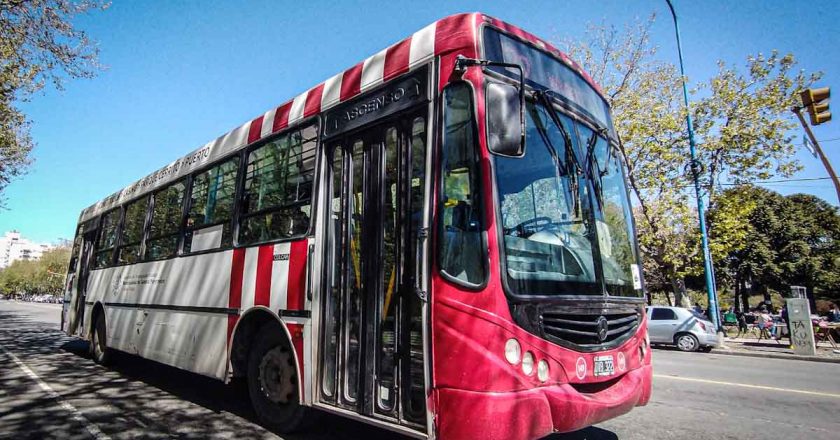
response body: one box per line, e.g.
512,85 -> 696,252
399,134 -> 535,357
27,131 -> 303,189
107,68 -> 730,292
667,265 -> 691,308
734,276 -> 741,312
740,280 -> 751,312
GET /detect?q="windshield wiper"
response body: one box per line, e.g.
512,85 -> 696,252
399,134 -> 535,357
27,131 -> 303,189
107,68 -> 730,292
535,91 -> 582,175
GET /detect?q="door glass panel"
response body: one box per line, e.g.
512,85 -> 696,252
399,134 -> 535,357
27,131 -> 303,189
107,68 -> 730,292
343,139 -> 364,403
322,147 -> 343,400
404,116 -> 427,423
376,127 -> 399,413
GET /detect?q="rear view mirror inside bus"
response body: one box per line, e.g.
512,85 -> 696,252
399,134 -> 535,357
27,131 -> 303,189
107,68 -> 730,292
486,81 -> 525,158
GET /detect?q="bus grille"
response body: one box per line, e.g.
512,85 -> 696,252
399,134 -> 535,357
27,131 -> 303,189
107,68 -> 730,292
540,308 -> 640,350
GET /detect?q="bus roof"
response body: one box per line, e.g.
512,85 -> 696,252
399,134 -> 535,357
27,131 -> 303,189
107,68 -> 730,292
79,12 -> 602,223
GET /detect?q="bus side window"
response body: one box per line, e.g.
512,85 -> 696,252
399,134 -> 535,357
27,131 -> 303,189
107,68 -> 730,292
184,156 -> 240,253
145,179 -> 186,261
438,82 -> 487,287
117,195 -> 150,264
68,225 -> 83,272
239,123 -> 318,245
93,209 -> 120,269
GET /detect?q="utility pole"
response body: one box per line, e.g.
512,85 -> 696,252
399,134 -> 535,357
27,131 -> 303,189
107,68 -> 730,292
792,87 -> 837,204
665,0 -> 720,330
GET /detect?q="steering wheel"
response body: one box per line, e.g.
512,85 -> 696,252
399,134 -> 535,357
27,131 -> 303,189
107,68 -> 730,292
506,216 -> 553,236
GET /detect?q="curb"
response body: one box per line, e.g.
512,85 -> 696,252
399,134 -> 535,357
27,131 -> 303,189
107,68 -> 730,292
710,348 -> 840,364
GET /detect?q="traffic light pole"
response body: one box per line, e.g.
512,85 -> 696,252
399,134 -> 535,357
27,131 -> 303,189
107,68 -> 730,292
666,0 -> 721,331
793,106 -> 840,205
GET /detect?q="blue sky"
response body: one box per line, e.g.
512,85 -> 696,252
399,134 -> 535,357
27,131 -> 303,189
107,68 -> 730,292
3,0 -> 839,243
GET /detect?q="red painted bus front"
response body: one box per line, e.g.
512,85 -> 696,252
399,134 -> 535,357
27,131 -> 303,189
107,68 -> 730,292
427,15 -> 652,440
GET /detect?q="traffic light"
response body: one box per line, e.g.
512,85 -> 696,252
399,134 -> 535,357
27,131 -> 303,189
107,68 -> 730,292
800,87 -> 831,126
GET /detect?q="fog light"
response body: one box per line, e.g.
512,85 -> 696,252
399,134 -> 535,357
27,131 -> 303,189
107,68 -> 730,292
537,360 -> 550,382
522,352 -> 535,376
504,339 -> 521,365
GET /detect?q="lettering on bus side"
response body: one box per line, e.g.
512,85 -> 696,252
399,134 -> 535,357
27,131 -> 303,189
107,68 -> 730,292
273,253 -> 290,261
324,67 -> 429,137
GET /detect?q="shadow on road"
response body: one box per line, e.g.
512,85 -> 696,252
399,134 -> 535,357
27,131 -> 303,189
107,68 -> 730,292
0,310 -> 405,439
1,308 -> 620,440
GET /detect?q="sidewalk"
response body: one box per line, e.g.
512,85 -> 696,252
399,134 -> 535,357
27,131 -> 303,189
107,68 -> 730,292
713,335 -> 840,363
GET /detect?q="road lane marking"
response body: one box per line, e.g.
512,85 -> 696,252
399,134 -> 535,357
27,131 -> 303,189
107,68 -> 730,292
0,344 -> 111,440
654,374 -> 840,399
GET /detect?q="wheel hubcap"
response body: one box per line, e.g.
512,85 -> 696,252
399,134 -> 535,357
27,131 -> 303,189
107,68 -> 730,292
258,346 -> 296,404
679,336 -> 695,350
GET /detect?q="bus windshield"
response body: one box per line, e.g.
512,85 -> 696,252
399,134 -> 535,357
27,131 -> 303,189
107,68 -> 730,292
495,98 -> 642,298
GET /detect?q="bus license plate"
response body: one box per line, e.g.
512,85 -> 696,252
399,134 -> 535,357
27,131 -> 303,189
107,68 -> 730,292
593,355 -> 615,377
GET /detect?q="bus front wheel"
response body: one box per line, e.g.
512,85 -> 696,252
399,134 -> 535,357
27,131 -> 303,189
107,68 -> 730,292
247,324 -> 314,433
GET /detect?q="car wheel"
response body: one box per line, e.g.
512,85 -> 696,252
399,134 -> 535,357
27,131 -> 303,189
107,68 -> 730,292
247,324 -> 315,433
90,312 -> 112,365
676,333 -> 699,352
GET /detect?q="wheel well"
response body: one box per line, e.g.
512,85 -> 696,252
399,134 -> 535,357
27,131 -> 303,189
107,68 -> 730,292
89,302 -> 105,339
230,309 -> 289,378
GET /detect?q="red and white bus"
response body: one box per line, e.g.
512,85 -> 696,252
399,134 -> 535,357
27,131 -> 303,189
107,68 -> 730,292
62,12 -> 652,439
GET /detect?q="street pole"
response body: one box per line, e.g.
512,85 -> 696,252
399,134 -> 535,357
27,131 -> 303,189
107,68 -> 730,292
792,106 -> 840,205
665,0 -> 721,330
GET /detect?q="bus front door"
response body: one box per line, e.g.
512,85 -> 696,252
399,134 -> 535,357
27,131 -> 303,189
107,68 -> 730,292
319,111 -> 428,428
68,229 -> 96,336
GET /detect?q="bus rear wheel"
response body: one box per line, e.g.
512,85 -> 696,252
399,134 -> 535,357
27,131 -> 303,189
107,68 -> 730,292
90,312 -> 112,365
247,325 -> 314,433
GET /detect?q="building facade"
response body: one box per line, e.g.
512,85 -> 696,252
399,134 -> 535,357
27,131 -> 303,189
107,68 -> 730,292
0,231 -> 52,269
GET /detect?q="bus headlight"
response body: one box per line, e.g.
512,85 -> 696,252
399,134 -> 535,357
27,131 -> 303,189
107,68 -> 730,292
504,338 -> 521,365
537,360 -> 550,382
521,352 -> 535,376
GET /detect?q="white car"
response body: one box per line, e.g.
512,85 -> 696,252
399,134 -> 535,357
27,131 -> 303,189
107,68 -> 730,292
646,306 -> 721,352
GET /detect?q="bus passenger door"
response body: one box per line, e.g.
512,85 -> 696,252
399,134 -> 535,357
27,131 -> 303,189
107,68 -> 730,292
68,228 -> 97,336
319,111 -> 428,428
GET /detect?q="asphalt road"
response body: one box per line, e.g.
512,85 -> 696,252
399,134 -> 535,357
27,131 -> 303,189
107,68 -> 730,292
1,300 -> 838,439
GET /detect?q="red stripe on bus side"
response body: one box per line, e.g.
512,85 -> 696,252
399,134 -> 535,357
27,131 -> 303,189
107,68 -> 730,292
227,248 -> 246,344
273,102 -> 292,133
286,322 -> 305,397
286,240 -> 308,311
254,245 -> 274,307
304,83 -> 324,118
434,14 -> 475,57
247,115 -> 264,144
383,38 -> 411,81
340,62 -> 363,102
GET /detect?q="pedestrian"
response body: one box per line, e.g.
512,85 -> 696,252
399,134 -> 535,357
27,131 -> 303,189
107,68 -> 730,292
734,310 -> 748,338
829,304 -> 840,323
780,305 -> 790,341
693,302 -> 703,315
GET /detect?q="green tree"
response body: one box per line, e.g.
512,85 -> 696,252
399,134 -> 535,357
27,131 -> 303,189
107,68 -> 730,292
0,245 -> 71,297
1,0 -> 108,204
708,186 -> 840,310
561,16 -> 820,306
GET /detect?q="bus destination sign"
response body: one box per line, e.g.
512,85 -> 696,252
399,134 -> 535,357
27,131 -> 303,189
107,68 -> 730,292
325,67 -> 428,137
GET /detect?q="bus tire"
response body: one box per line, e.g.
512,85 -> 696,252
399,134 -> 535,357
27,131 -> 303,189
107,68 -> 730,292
247,325 -> 314,433
90,312 -> 112,365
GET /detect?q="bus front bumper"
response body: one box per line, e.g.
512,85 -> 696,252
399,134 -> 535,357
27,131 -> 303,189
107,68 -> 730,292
434,364 -> 652,440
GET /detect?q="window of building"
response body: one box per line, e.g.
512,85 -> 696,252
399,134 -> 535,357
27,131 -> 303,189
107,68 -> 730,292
184,156 -> 239,253
239,124 -> 317,245
117,196 -> 150,264
145,180 -> 186,260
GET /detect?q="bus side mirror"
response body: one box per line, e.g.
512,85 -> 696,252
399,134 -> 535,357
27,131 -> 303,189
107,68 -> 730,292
486,82 -> 525,157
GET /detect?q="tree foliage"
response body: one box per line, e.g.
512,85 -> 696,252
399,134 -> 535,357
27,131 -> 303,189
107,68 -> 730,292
708,186 -> 840,309
0,246 -> 70,296
0,0 -> 108,203
561,16 -> 820,306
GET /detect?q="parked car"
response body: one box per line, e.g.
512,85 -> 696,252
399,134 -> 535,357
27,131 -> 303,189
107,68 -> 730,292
646,306 -> 721,352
